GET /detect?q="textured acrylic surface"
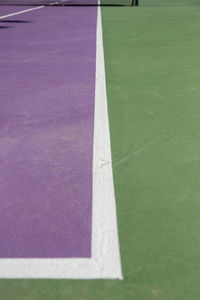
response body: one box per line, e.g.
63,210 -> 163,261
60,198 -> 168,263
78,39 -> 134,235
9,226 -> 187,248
0,6 -> 97,258
1,0 -> 200,298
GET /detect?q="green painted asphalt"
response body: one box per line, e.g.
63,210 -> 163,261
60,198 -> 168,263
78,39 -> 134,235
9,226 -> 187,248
103,0 -> 200,298
1,0 -> 200,299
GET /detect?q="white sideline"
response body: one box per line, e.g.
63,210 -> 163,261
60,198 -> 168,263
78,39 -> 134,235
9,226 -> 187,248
0,6 -> 123,279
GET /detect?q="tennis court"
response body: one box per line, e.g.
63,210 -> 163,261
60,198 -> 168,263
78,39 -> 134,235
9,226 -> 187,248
1,0 -> 200,298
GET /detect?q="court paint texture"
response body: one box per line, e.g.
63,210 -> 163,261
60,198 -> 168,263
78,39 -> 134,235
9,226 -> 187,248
0,2 -> 122,278
1,0 -> 200,298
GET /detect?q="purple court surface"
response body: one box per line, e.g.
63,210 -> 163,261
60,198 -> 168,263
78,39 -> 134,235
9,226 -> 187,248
0,6 -> 97,257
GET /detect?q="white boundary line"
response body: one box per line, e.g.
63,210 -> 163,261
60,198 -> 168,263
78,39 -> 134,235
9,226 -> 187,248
0,6 -> 45,20
0,0 -> 65,19
0,6 -> 123,279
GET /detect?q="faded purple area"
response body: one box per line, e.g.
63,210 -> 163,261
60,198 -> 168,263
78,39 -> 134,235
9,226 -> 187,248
0,6 -> 97,257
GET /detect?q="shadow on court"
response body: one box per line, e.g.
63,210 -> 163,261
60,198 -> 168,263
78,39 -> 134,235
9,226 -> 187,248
0,25 -> 12,29
0,19 -> 32,22
0,20 -> 32,29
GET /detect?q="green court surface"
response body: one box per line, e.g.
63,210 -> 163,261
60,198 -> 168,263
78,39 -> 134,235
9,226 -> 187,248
1,0 -> 200,299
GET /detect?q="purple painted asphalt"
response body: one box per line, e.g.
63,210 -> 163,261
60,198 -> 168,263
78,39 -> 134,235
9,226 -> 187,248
0,5 -> 29,15
0,6 -> 97,257
0,0 -> 98,5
